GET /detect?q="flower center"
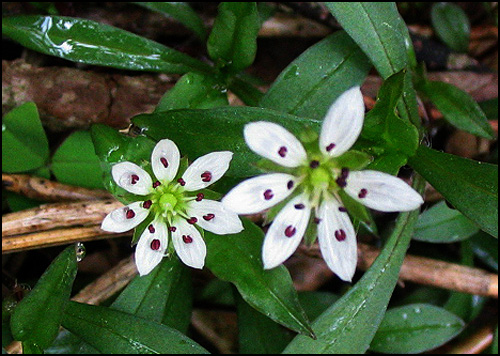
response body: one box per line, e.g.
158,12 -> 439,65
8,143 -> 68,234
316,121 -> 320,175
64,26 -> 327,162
159,193 -> 178,210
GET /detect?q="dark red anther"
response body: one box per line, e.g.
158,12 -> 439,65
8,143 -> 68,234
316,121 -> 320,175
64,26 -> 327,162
201,171 -> 212,182
177,178 -> 186,186
148,224 -> 155,233
358,188 -> 368,199
203,213 -> 215,221
287,180 -> 294,190
125,208 -> 135,219
187,217 -> 198,225
335,229 -> 347,242
169,226 -> 177,232
326,143 -> 336,152
314,217 -> 322,224
341,167 -> 350,178
143,200 -> 152,209
150,239 -> 161,250
294,203 -> 305,210
130,174 -> 140,184
160,157 -> 169,168
153,181 -> 161,189
284,225 -> 296,237
336,176 -> 347,188
182,235 -> 193,244
338,206 -> 348,213
278,146 -> 287,158
309,160 -> 320,169
196,193 -> 204,201
263,189 -> 274,200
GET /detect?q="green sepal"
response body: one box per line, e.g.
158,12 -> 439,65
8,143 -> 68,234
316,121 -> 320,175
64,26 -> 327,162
333,150 -> 374,171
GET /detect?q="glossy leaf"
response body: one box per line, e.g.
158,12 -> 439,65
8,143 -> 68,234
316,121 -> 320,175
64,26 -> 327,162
51,131 -> 104,189
61,301 -> 209,354
431,2 -> 470,53
10,246 -> 78,351
413,201 -> 480,243
205,218 -> 314,338
370,304 -> 465,353
418,80 -> 495,139
260,31 -> 371,120
326,2 -> 408,79
111,256 -> 193,333
2,15 -> 211,74
283,176 -> 424,353
133,2 -> 206,40
2,102 -> 49,173
207,2 -> 260,73
132,107 -> 321,179
155,72 -> 228,112
409,146 -> 498,238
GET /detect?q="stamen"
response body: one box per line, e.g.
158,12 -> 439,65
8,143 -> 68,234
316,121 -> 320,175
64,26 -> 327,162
335,229 -> 347,242
336,167 -> 350,188
148,224 -> 155,233
196,193 -> 204,201
263,189 -> 274,200
150,239 -> 161,250
294,203 -> 305,210
177,178 -> 186,186
284,225 -> 296,237
341,167 -> 350,178
169,226 -> 177,232
314,217 -> 321,224
278,146 -> 287,158
182,235 -> 193,244
358,188 -> 368,199
152,181 -> 161,188
287,180 -> 294,190
130,174 -> 140,185
203,213 -> 215,221
143,200 -> 152,209
125,208 -> 135,219
309,160 -> 320,169
201,171 -> 212,182
187,217 -> 198,224
338,206 -> 348,213
326,143 -> 336,152
160,157 -> 169,168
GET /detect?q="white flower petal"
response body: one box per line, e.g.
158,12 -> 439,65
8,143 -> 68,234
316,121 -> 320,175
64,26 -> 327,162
171,218 -> 206,269
134,220 -> 168,276
182,151 -> 233,191
101,201 -> 149,233
112,162 -> 153,196
244,122 -> 307,168
262,194 -> 311,269
319,86 -> 365,157
317,195 -> 357,282
186,199 -> 243,235
222,173 -> 298,215
344,170 -> 424,212
151,139 -> 180,183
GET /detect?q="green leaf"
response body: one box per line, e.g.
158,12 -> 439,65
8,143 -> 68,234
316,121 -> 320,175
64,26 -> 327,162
61,301 -> 209,354
326,2 -> 408,79
431,2 -> 470,53
409,145 -> 498,238
133,2 -> 206,40
470,231 -> 498,272
2,102 -> 49,173
207,2 -> 260,73
155,72 -> 228,112
228,74 -> 265,107
111,256 -> 193,333
283,176 -> 425,354
370,304 -> 465,354
418,80 -> 495,139
10,246 -> 78,351
205,218 -> 314,338
132,107 -> 321,179
413,201 -> 480,243
2,15 -> 211,74
260,31 -> 371,120
51,130 -> 104,189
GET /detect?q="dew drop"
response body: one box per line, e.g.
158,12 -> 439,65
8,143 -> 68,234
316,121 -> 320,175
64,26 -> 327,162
75,242 -> 86,262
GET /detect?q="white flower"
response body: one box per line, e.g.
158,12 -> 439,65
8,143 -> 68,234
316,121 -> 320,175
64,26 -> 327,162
222,86 -> 424,282
101,139 -> 243,276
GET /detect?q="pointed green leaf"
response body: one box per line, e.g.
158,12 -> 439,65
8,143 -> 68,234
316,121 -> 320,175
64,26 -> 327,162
205,218 -> 314,338
431,2 -> 470,53
409,145 -> 498,237
2,15 -> 211,74
61,302 -> 209,354
10,246 -> 78,351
